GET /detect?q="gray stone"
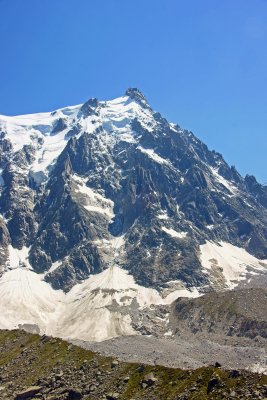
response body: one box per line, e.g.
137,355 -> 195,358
142,372 -> 157,387
111,360 -> 119,368
15,386 -> 42,399
106,393 -> 120,400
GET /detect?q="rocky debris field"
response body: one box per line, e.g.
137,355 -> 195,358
170,288 -> 267,340
77,287 -> 267,375
0,330 -> 266,400
78,333 -> 266,373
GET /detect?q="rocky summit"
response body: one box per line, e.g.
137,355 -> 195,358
0,89 -> 266,344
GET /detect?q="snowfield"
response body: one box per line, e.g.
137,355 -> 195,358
0,94 -> 157,185
200,241 -> 267,289
72,175 -> 115,219
0,246 -> 202,341
0,241 -> 266,342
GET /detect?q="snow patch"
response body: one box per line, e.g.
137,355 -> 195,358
30,131 -> 69,179
210,168 -> 237,196
200,241 -> 267,289
72,175 -> 114,219
6,245 -> 31,270
163,287 -> 200,303
162,280 -> 200,302
137,146 -> 171,165
46,260 -> 62,275
206,224 -> 214,230
157,212 -> 169,220
162,227 -> 187,239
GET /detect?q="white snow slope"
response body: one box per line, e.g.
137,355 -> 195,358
200,241 -> 267,289
0,94 -> 156,184
0,246 -> 199,342
0,242 -> 266,342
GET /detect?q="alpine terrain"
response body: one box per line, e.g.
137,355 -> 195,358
0,88 -> 266,358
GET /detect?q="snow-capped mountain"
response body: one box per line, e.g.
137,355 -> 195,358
0,88 -> 266,341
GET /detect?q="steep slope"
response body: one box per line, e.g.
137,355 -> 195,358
170,288 -> 267,339
1,88 -> 266,290
0,262 -> 196,341
0,88 -> 266,340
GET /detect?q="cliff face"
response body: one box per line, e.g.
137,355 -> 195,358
0,89 -> 266,344
0,88 -> 266,292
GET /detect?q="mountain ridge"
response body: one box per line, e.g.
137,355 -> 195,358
0,88 -> 266,342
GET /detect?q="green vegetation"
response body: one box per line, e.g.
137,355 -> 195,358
0,329 -> 266,399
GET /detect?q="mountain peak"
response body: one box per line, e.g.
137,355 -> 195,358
125,88 -> 148,106
79,97 -> 99,117
1,88 -> 267,350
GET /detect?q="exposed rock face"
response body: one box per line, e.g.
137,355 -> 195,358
0,89 -> 266,293
170,288 -> 267,339
245,174 -> 267,209
0,218 -> 10,271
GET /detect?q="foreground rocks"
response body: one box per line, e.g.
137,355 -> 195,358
0,329 -> 266,399
15,386 -> 42,399
77,332 -> 266,373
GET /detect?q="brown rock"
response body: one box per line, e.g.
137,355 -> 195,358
15,386 -> 42,399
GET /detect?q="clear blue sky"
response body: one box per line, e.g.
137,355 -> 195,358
1,0 -> 267,183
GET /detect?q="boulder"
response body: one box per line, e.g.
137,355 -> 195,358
15,386 -> 42,399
